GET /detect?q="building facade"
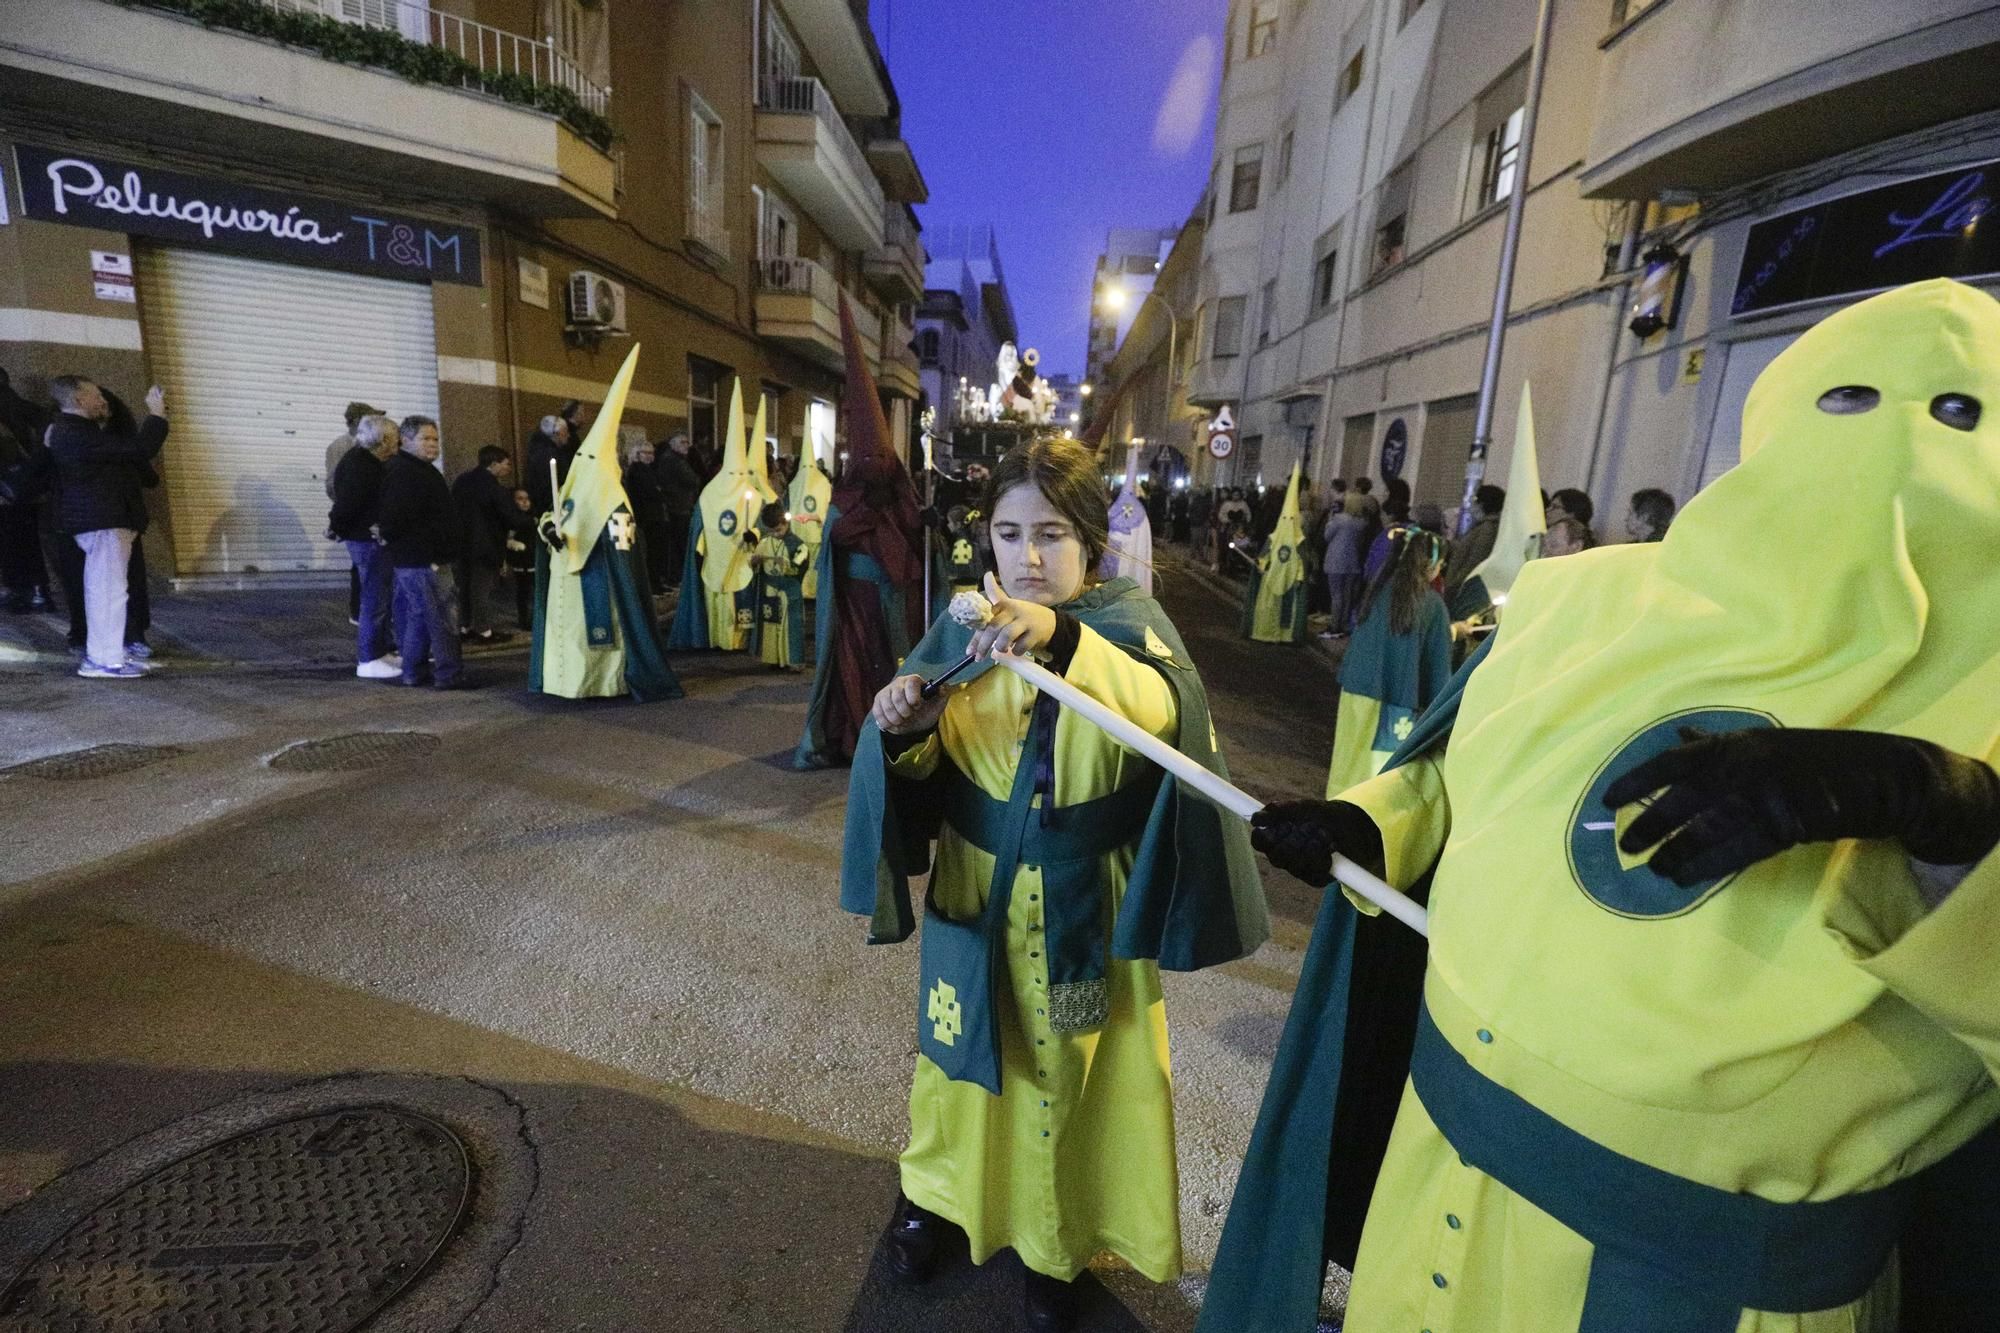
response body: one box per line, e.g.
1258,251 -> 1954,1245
1099,213 -> 1205,475
1083,226 -> 1178,390
0,0 -> 926,585
915,222 -> 1018,447
1156,0 -> 2000,522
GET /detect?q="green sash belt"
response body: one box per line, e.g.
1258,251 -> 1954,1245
916,756 -> 1159,1094
1409,1004 -> 1987,1329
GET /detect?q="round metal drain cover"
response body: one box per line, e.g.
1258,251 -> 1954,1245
0,1107 -> 469,1333
268,732 -> 440,774
4,744 -> 180,781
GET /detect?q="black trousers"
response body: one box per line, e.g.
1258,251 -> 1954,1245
0,503 -> 47,601
662,511 -> 690,587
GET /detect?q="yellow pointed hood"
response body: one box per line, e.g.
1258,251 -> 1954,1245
555,345 -> 640,575
1468,381 -> 1547,603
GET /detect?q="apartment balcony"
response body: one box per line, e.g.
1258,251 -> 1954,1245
865,210 -> 926,303
685,200 -> 731,269
0,0 -> 617,218
1184,358 -> 1243,411
878,316 -> 920,400
866,137 -> 929,204
1580,0 -> 2000,199
775,0 -> 890,118
756,76 -> 886,252
756,256 -> 879,372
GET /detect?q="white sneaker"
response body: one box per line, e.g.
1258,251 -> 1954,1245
384,653 -> 403,667
79,658 -> 146,679
125,641 -> 154,660
356,656 -> 401,679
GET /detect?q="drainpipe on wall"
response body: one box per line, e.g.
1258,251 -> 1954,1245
1457,0 -> 1558,533
1581,199 -> 1650,503
496,226 -> 523,462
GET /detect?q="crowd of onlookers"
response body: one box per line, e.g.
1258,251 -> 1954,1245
0,367 -> 168,678
1137,470 -> 1677,637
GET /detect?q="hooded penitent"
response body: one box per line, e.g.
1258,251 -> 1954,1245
794,297 -> 927,769
1100,442 -> 1153,594
1240,461 -> 1307,643
666,381 -> 763,651
789,414 -> 834,599
529,346 -> 682,702
1204,278 -> 2000,1333
1457,381 -> 1546,615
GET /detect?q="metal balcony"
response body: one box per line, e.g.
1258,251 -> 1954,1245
756,76 -> 886,252
756,256 -> 880,372
865,210 -> 926,303
0,0 -> 618,217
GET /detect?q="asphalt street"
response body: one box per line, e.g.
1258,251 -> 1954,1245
0,554 -> 1344,1331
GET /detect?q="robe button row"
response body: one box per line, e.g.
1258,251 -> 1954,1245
1446,1213 -> 1460,1230
1476,1029 -> 1493,1044
1431,1272 -> 1448,1289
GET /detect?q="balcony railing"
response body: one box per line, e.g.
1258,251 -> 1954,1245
882,208 -> 921,258
686,200 -> 729,262
220,0 -> 610,119
885,314 -> 917,361
757,256 -> 880,339
762,75 -> 884,214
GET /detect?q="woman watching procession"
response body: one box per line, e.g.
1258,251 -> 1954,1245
838,433 -> 1269,1332
1323,523 -> 1453,798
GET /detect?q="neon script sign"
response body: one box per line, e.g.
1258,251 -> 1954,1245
14,144 -> 482,286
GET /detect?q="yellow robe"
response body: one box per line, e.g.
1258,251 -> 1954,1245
888,626 -> 1184,1281
541,553 -> 626,699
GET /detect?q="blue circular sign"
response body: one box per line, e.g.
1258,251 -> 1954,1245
803,495 -> 819,513
717,509 -> 738,537
1276,545 -> 1293,564
1566,707 -> 1778,919
1380,419 -> 1408,480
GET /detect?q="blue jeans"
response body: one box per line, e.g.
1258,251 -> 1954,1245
346,540 -> 393,663
392,563 -> 461,685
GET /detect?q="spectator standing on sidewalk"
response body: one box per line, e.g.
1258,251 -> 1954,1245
0,368 -> 55,614
451,444 -> 523,644
618,432 -> 671,594
505,487 -> 535,629
377,415 -> 465,689
47,376 -> 167,679
656,431 -> 701,590
326,401 -> 379,625
329,413 -> 401,679
524,414 -> 574,516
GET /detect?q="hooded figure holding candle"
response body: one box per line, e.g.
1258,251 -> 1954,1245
793,298 -> 930,769
1204,279 -> 2000,1333
666,380 -> 776,652
839,433 -> 1269,1332
528,347 -> 681,702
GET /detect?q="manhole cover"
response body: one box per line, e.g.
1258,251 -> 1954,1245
267,732 -> 440,774
3,744 -> 180,781
0,1107 -> 470,1333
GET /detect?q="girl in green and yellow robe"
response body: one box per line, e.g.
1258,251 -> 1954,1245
751,504 -> 809,670
841,437 -> 1267,1331
1325,525 -> 1453,798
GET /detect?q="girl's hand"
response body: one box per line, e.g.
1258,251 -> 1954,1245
969,572 -> 1057,659
871,673 -> 950,735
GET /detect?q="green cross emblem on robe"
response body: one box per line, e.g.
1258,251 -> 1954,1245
1393,714 -> 1415,741
927,978 -> 963,1046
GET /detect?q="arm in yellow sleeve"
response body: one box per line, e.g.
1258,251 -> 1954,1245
1333,755 -> 1452,914
1059,622 -> 1179,745
1827,846 -> 2000,1078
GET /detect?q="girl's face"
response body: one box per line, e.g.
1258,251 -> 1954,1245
513,489 -> 532,512
990,482 -> 1087,608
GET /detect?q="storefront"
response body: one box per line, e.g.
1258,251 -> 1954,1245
9,142 -> 483,584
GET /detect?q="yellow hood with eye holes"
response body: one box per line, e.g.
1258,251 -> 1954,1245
1399,279 -> 2000,1101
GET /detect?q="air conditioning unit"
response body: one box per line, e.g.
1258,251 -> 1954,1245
566,270 -> 627,333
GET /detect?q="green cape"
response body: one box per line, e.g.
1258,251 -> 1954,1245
839,577 -> 1270,973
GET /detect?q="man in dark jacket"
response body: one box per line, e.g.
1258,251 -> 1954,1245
376,415 -> 465,688
524,414 -> 574,515
47,375 -> 167,679
329,412 -> 401,679
0,368 -> 55,614
451,444 -> 524,643
1441,482 -> 1506,605
657,430 -> 702,590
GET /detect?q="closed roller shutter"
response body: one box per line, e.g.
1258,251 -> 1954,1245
136,247 -> 440,579
1414,393 -> 1477,511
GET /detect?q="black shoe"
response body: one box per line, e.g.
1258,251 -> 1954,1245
1022,1269 -> 1078,1333
433,676 -> 481,691
883,1195 -> 942,1287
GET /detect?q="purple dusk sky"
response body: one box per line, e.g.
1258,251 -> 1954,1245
872,1 -> 1225,380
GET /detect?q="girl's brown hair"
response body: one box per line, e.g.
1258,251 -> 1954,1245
981,436 -> 1111,571
1358,524 -> 1445,636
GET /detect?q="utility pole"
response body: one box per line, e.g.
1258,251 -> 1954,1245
1458,0 -> 1558,533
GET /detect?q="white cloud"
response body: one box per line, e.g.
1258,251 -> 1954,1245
1151,35 -> 1218,158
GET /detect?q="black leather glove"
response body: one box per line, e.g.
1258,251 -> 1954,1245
538,518 -> 566,551
1606,728 -> 2000,887
1249,799 -> 1386,888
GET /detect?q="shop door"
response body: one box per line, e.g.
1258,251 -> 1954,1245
1696,333 -> 1793,493
1414,393 -> 1477,510
137,247 -> 440,580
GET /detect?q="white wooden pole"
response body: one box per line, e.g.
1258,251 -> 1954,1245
992,651 -> 1430,937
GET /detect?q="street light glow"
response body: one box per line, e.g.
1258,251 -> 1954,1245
1078,383 -> 1093,397
1103,286 -> 1128,312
